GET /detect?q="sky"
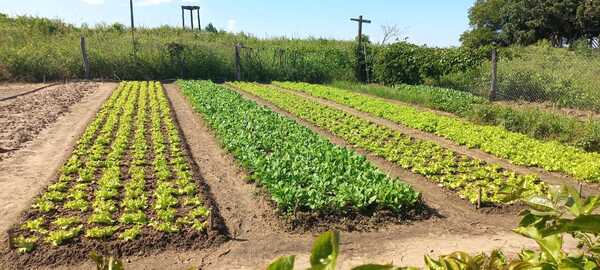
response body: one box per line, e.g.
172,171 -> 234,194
0,0 -> 475,47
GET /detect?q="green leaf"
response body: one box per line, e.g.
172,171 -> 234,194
267,255 -> 295,270
513,226 -> 564,265
545,215 -> 600,235
309,231 -> 340,270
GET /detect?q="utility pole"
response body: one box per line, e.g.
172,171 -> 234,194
351,15 -> 371,47
130,0 -> 136,54
351,15 -> 371,82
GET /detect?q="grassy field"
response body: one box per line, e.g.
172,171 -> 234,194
0,15 -> 356,83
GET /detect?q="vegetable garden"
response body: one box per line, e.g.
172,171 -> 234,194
3,79 -> 599,269
6,81 -> 217,266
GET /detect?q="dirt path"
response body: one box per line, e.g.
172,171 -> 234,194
268,85 -> 600,196
0,83 -> 116,251
72,84 -> 534,270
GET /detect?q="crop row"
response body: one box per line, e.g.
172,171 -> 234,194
231,82 -> 546,205
273,82 -> 600,182
178,80 -> 420,214
11,81 -> 210,254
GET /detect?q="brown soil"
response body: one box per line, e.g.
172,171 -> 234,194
0,83 -> 100,160
268,85 -> 600,197
0,83 -> 50,100
0,83 -> 116,250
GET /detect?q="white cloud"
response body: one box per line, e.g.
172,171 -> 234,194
227,19 -> 237,33
81,0 -> 105,5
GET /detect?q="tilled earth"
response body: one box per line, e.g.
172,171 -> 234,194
0,83 -> 99,160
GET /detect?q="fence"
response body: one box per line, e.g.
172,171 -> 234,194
463,45 -> 600,112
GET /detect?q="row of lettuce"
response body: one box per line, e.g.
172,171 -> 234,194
274,82 -> 600,183
330,81 -> 600,153
230,82 -> 546,205
178,80 -> 421,214
12,81 -> 210,254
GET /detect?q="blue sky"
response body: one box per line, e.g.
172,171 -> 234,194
0,0 -> 475,47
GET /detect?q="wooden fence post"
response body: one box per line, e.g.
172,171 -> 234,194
80,36 -> 91,80
490,47 -> 498,101
234,43 -> 242,81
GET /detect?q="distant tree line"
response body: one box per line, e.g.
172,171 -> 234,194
461,0 -> 600,48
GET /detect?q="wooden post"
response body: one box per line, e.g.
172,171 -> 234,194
235,43 -> 242,81
80,36 -> 90,80
490,47 -> 498,101
363,43 -> 369,83
181,7 -> 185,28
197,9 -> 201,31
477,187 -> 482,209
351,15 -> 371,83
189,9 -> 194,30
129,0 -> 136,55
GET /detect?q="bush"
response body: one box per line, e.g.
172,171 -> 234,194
0,63 -> 10,81
373,42 -> 487,86
373,42 -> 423,85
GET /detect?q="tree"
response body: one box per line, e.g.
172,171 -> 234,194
462,0 -> 597,48
205,23 -> 218,34
577,0 -> 600,40
461,0 -> 506,48
380,24 -> 407,45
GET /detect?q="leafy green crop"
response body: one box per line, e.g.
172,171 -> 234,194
233,82 -> 546,204
274,82 -> 600,182
10,81 -> 212,254
179,80 -> 420,214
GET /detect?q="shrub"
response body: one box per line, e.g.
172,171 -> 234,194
373,42 -> 487,86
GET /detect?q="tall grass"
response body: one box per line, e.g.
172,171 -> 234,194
0,15 -> 357,83
438,41 -> 600,112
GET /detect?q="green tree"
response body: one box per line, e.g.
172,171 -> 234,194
577,0 -> 600,40
460,0 -> 506,48
205,23 -> 218,34
463,0 -> 597,48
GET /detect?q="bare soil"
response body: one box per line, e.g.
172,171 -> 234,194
0,83 -> 50,100
0,82 -> 101,160
268,85 -> 600,197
